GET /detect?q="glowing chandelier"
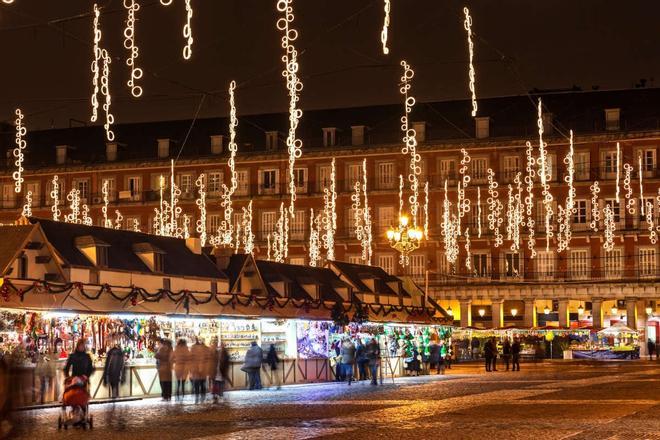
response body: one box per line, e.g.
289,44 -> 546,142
386,214 -> 424,265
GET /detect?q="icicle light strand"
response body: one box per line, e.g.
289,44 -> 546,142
463,6 -> 477,117
589,181 -> 601,232
124,0 -> 143,97
182,0 -> 193,60
101,49 -> 115,141
90,4 -> 101,122
13,109 -> 26,193
615,142 -> 621,203
623,162 -> 635,214
380,0 -> 391,55
50,176 -> 61,221
362,158 -> 373,265
21,191 -> 32,218
195,173 -> 207,246
399,60 -> 420,224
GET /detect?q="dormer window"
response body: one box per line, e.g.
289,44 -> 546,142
322,128 -> 337,147
133,242 -> 166,273
265,131 -> 279,150
75,236 -> 110,267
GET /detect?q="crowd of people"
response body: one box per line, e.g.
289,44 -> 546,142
330,337 -> 381,385
483,337 -> 521,372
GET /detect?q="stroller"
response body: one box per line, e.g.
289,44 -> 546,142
58,375 -> 93,430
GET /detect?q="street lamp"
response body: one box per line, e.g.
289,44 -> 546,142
544,305 -> 550,315
646,306 -> 654,316
386,215 -> 424,266
610,305 -> 618,316
511,308 -> 518,317
478,308 -> 486,317
578,304 -> 584,316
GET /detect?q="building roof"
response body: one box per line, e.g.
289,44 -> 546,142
2,88 -> 658,170
29,217 -> 226,280
0,224 -> 35,275
329,260 -> 410,298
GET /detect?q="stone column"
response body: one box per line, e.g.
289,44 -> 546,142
523,298 -> 537,328
459,299 -> 472,327
558,299 -> 570,328
591,298 -> 603,328
491,299 -> 504,329
625,297 -> 638,330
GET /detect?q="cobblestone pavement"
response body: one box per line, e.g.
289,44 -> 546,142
8,361 -> 660,440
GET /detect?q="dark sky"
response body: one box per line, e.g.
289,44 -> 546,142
0,0 -> 658,130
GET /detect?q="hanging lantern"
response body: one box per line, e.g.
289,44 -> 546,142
446,306 -> 453,317
611,306 -> 618,316
478,308 -> 485,317
544,305 -> 550,315
578,304 -> 584,316
646,306 -> 653,316
510,308 -> 518,317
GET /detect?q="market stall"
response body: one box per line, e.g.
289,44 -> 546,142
564,323 -> 640,360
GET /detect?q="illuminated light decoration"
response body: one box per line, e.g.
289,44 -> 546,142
510,172 -> 523,252
21,191 -> 32,218
159,0 -> 172,5
458,148 -> 471,231
123,0 -> 143,98
556,204 -> 567,252
2,0 -> 15,4
321,158 -> 337,261
463,6 -> 477,117
50,176 -> 61,221
132,218 -> 140,232
65,189 -> 81,224
536,99 -> 554,251
182,0 -> 194,60
102,180 -> 112,227
308,208 -> 321,267
524,141 -> 537,258
101,49 -> 115,141
12,109 -> 27,194
81,204 -> 93,226
440,179 -> 459,265
169,160 -> 183,238
233,221 -> 241,253
399,60 -> 420,226
646,200 -> 657,245
478,308 -> 486,317
241,200 -> 255,255
638,153 -> 645,216
155,175 -> 166,236
114,210 -> 123,230
183,214 -> 191,240
486,168 -> 503,247
615,142 -> 621,203
623,162 -> 635,214
90,4 -> 101,122
506,184 -> 514,242
352,180 -> 364,243
589,181 -> 601,232
423,181 -> 429,240
195,173 -> 207,246
380,0 -> 391,54
271,202 -> 289,263
398,174 -> 404,220
477,186 -> 482,238
362,158 -> 373,265
563,130 -> 576,250
277,0 -> 304,219
267,234 -> 272,261
218,81 -> 239,246
464,227 -> 471,271
603,203 -> 615,252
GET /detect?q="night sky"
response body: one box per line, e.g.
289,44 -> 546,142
0,0 -> 658,130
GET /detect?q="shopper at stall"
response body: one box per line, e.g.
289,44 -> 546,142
471,336 -> 480,359
266,344 -> 281,390
511,338 -> 521,371
484,339 -> 493,372
102,344 -> 125,400
502,338 -> 512,371
356,339 -> 368,381
340,338 -> 356,385
212,343 -> 230,402
647,338 -> 656,361
428,340 -> 441,374
173,339 -> 190,401
490,338 -> 499,371
155,339 -> 173,401
242,341 -> 263,390
64,340 -> 94,379
330,340 -> 343,382
190,338 -> 208,402
35,349 -> 57,404
366,338 -> 380,385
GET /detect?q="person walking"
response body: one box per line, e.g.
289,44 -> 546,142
483,339 -> 493,372
340,338 -> 356,385
64,340 -> 95,379
173,339 -> 190,401
511,338 -> 521,371
190,338 -> 207,402
242,341 -> 263,390
155,339 -> 173,401
428,340 -> 441,374
266,344 -> 281,390
366,338 -> 380,385
102,345 -> 125,400
212,343 -> 229,402
35,350 -> 57,404
502,338 -> 512,371
331,340 -> 343,382
647,338 -> 656,361
471,336 -> 480,360
356,340 -> 369,381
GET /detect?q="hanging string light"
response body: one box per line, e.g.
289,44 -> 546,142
638,153 -> 645,216
589,181 -> 601,232
90,4 -> 101,122
267,234 -> 272,261
477,186 -> 482,238
102,180 -> 111,228
321,158 -> 337,261
277,0 -> 304,219
362,158 -> 373,265
183,214 -> 191,239
486,168 -> 503,247
623,162 -> 635,214
242,200 -> 255,255
21,191 -> 32,218
101,49 -> 115,141
559,130 -> 576,252
615,142 -> 621,204
169,160 -> 182,237
524,141 -> 536,258
646,200 -> 657,245
423,181 -> 429,240
463,6 -> 477,117
352,180 -> 363,241
233,221 -> 240,253
124,0 -> 143,98
159,0 -> 172,5
537,99 -> 554,251
399,60 -> 420,225
50,176 -> 61,221
82,204 -> 93,226
380,0 -> 391,54
308,208 -> 321,267
182,0 -> 193,60
132,218 -> 140,232
441,179 -> 459,265
603,203 -> 615,252
458,148 -> 471,230
65,189 -> 81,224
272,202 -> 288,263
219,81 -> 239,246
195,173 -> 207,246
114,210 -> 123,229
511,172 -> 523,252
464,227 -> 471,271
12,109 -> 26,194
398,174 -> 404,220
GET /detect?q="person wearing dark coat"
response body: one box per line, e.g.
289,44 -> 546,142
648,338 -> 656,361
212,344 -> 230,402
64,340 -> 95,378
103,345 -> 125,399
428,342 -> 442,374
340,339 -> 356,385
502,339 -> 512,371
483,339 -> 493,372
356,340 -> 369,381
266,344 -> 281,390
490,338 -> 498,371
365,338 -> 380,385
155,339 -> 174,401
242,342 -> 263,390
511,338 -> 521,371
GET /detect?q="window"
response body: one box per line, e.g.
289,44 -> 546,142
236,170 -> 249,196
232,212 -> 243,231
536,251 -> 555,279
503,156 -> 520,181
377,254 -> 395,275
178,174 -> 193,195
208,214 -> 222,233
45,179 -> 65,206
573,200 -> 588,224
348,255 -> 363,265
154,254 -> 164,273
604,248 -> 623,279
292,168 -> 307,192
208,171 -> 223,194
639,248 -> 657,277
575,152 -> 590,180
410,254 -> 426,279
377,206 -> 395,231
163,277 -> 171,289
290,209 -> 305,240
603,151 -> 617,176
346,163 -> 362,190
73,178 -> 89,200
322,128 -> 336,147
377,162 -> 396,189
439,159 -> 456,180
26,182 -> 40,207
605,108 -> 620,131
101,177 -> 116,201
261,211 -> 277,239
18,253 -> 28,278
97,246 -> 108,267
347,208 -> 357,238
503,253 -> 521,278
3,184 -> 15,208
127,176 -> 141,199
569,249 -> 590,280
260,169 -> 278,194
266,131 -> 279,150
318,165 -> 332,191
604,199 -> 621,223
471,158 -> 488,181
289,257 -> 305,266
472,253 -> 489,277
125,216 -> 141,231
545,154 -> 556,182
641,149 -> 657,173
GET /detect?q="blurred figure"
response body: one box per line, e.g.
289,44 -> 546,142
340,338 -> 356,386
502,338 -> 512,371
356,339 -> 368,381
103,344 -> 125,400
428,339 -> 441,375
647,338 -> 656,361
266,344 -> 281,390
491,338 -> 498,372
242,341 -> 263,390
35,349 -> 57,404
155,339 -> 173,401
212,343 -> 230,402
511,338 -> 521,371
64,340 -> 94,379
484,339 -> 493,372
330,340 -> 343,382
173,339 -> 190,400
0,350 -> 12,438
366,338 -> 380,385
205,340 -> 217,400
190,338 -> 207,402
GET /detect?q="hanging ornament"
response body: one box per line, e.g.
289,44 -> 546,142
486,168 -> 503,247
242,200 -> 255,255
308,208 -> 321,267
399,60 -> 420,225
21,191 -> 32,218
623,162 -> 635,214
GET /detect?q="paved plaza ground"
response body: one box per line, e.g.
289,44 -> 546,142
9,361 -> 660,440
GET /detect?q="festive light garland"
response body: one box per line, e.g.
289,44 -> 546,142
512,172 -> 523,252
477,186 -> 482,238
464,227 -> 471,271
12,109 -> 26,194
90,4 -> 101,123
589,181 -> 601,232
646,200 -> 657,245
65,189 -> 81,224
308,208 -> 321,267
132,218 -> 140,232
603,203 -> 615,252
21,191 -> 32,218
102,180 -> 111,228
267,234 -> 272,261
537,99 -> 554,251
558,130 -> 576,252
441,179 -> 459,265
380,0 -> 391,55
362,158 -> 373,265
218,81 -> 239,247
272,202 -> 289,263
123,0 -> 143,98
277,0 -> 304,220
114,210 -> 123,230
50,176 -> 61,221
423,181 -> 429,240
463,6 -> 477,117
615,142 -> 621,203
101,49 -> 115,141
486,168 -> 503,247
321,158 -> 337,261
399,60 -> 420,225
183,214 -> 191,239
242,200 -> 255,255
458,148 -> 471,231
82,204 -> 93,226
623,162 -> 635,214
524,141 -> 536,258
352,181 -> 363,242
182,0 -> 193,60
169,161 -> 182,238
639,153 -> 645,216
398,174 -> 404,220
195,173 -> 207,246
